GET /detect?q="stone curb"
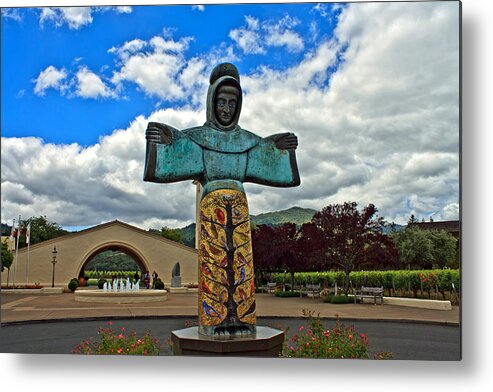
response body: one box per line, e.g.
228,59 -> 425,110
0,315 -> 460,328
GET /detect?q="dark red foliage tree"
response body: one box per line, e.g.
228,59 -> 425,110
310,202 -> 397,294
251,225 -> 277,283
252,223 -> 313,289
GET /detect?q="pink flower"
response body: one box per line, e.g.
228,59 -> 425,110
299,326 -> 304,332
117,348 -> 122,354
118,334 -> 124,339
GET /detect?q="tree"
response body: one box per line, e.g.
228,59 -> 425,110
1,241 -> 14,285
310,202 -> 397,295
429,230 -> 457,269
160,226 -> 182,243
251,224 -> 277,283
391,227 -> 434,269
252,223 -> 314,289
18,216 -> 67,248
392,228 -> 457,269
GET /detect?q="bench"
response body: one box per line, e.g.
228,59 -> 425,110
259,282 -> 277,293
354,286 -> 383,305
300,283 -> 321,298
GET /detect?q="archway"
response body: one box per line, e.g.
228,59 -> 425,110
76,242 -> 151,279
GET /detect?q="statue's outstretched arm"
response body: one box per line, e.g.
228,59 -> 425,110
264,132 -> 298,150
146,122 -> 179,145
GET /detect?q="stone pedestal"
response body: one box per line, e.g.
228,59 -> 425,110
171,326 -> 284,357
171,276 -> 182,288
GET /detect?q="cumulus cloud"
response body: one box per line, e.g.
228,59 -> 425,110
2,8 -> 23,22
76,67 -> 115,99
230,14 -> 304,55
109,34 -> 232,105
192,5 -> 205,12
38,6 -> 132,30
39,7 -> 93,29
2,2 -> 459,228
33,65 -> 68,96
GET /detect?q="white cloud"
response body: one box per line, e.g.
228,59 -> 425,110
192,5 -> 205,12
114,6 -> 132,14
3,2 -> 460,228
33,65 -> 68,96
76,67 -> 115,99
110,34 -> 212,102
39,7 -> 93,29
38,6 -> 131,30
2,8 -> 23,22
229,14 -> 304,55
229,16 -> 265,55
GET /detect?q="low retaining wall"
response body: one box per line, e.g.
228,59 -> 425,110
381,296 -> 452,310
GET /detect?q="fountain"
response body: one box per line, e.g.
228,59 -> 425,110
75,276 -> 166,303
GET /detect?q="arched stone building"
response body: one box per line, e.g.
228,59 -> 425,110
1,221 -> 198,287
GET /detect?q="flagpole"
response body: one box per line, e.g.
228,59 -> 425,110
26,222 -> 31,285
13,215 -> 21,289
8,218 -> 15,287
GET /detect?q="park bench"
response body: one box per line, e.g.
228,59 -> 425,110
259,282 -> 277,293
354,286 -> 384,305
300,283 -> 321,298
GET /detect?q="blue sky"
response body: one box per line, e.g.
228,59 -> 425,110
2,4 -> 342,146
1,2 -> 460,230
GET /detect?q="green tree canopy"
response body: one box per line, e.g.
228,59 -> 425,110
18,216 -> 67,248
1,241 -> 13,272
391,227 -> 457,269
160,226 -> 182,243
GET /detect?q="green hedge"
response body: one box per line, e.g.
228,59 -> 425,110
83,270 -> 140,279
271,269 -> 459,294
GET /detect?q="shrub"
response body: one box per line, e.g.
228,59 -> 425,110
68,278 -> 79,292
98,279 -> 108,289
153,278 -> 165,290
86,278 -> 99,286
71,322 -> 161,355
275,290 -> 302,298
281,311 -> 370,359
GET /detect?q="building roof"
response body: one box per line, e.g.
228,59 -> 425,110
409,220 -> 460,234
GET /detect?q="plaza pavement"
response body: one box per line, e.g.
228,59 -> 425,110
0,291 -> 459,325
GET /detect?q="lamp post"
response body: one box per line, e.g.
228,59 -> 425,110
51,246 -> 58,288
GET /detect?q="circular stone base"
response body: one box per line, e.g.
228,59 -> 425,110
74,289 -> 167,304
171,326 -> 285,357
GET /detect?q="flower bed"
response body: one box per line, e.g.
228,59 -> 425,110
281,310 -> 392,359
72,322 -> 161,355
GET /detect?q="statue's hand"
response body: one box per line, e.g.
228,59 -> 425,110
273,132 -> 298,150
146,122 -> 173,144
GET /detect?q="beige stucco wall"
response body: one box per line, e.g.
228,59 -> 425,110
1,221 -> 198,287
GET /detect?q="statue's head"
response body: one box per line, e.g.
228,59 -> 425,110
214,83 -> 239,127
206,63 -> 242,131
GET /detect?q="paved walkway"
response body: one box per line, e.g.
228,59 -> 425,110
0,292 -> 459,325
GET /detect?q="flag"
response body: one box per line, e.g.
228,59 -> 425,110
9,220 -> 15,243
26,222 -> 31,245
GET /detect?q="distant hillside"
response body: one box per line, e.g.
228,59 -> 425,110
179,223 -> 196,248
167,207 -> 403,248
174,206 -> 318,247
382,223 -> 406,234
250,206 -> 317,228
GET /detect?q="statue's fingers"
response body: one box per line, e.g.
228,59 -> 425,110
148,122 -> 166,129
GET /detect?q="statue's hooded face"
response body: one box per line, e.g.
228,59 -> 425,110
214,84 -> 239,127
206,63 -> 243,132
